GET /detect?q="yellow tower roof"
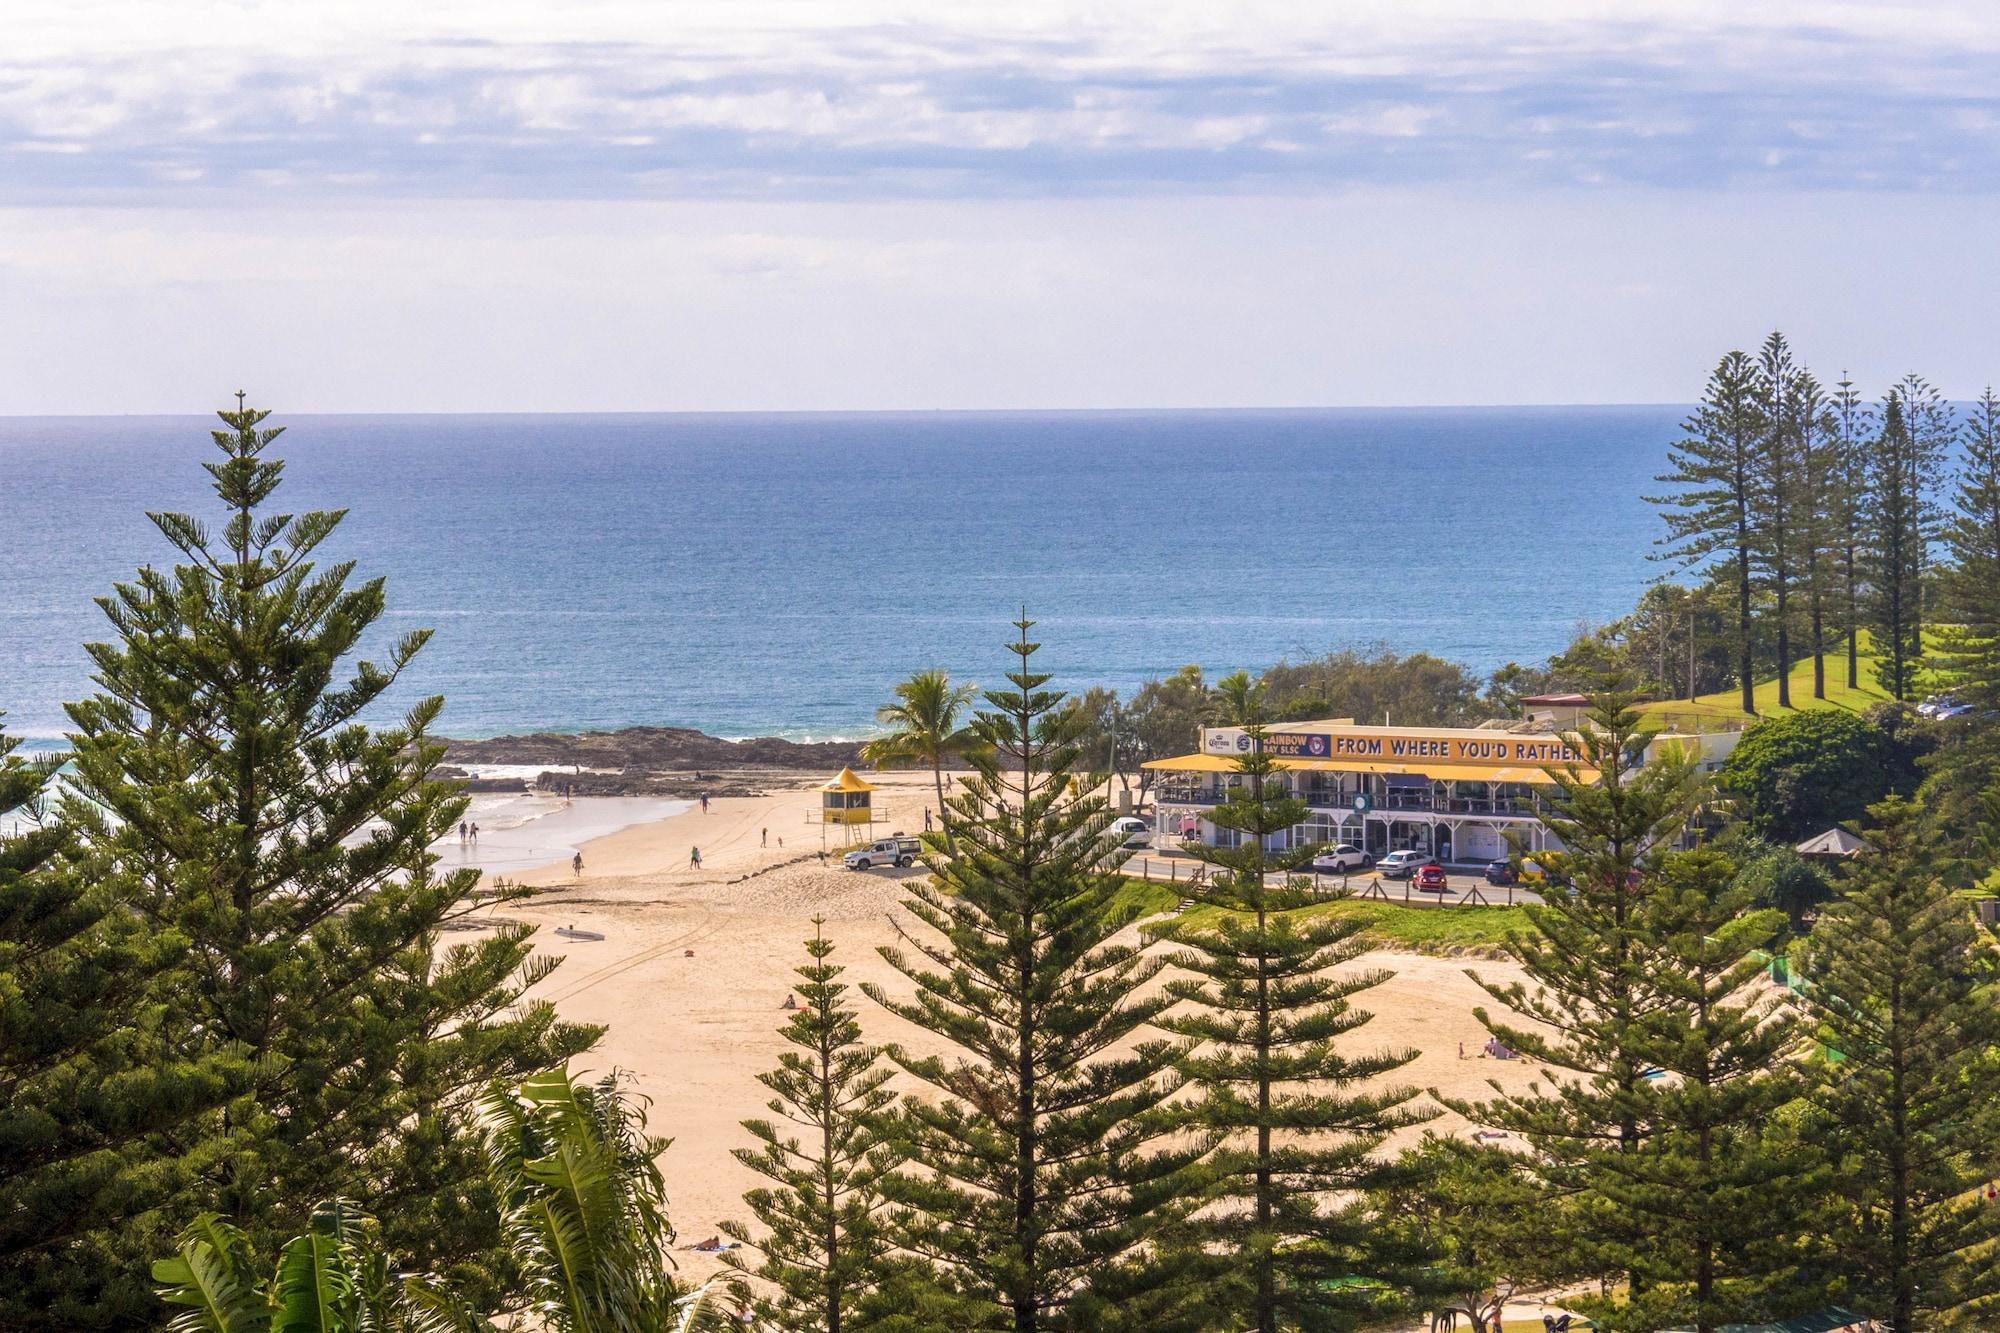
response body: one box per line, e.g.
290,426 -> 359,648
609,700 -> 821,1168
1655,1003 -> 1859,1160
820,766 -> 877,793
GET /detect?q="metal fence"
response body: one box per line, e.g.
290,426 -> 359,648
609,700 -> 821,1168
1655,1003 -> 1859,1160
1121,855 -> 1530,909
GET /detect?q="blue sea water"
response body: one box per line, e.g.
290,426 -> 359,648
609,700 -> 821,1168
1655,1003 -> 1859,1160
0,407 -> 1680,742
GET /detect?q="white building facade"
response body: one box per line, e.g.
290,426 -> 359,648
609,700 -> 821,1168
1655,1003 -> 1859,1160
1144,718 -> 1737,867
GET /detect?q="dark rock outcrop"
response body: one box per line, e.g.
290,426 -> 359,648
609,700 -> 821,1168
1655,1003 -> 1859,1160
439,726 -> 863,773
532,770 -> 766,799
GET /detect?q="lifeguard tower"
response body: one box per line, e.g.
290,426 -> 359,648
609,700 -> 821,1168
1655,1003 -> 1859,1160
814,767 -> 878,838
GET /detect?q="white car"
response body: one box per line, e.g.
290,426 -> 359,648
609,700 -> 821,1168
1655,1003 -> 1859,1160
843,836 -> 921,870
1311,843 -> 1372,873
1918,694 -> 1973,720
1110,816 -> 1151,849
1377,849 -> 1430,880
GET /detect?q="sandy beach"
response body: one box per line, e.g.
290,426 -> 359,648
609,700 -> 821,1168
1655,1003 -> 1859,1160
467,771 -> 1546,1283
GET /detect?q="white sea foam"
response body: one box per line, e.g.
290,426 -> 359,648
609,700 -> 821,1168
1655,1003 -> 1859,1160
437,794 -> 688,878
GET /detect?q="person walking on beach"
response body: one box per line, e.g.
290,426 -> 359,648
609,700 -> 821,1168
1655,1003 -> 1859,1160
700,793 -> 710,814
470,822 -> 480,843
760,827 -> 768,848
458,820 -> 468,843
690,845 -> 701,869
923,807 -> 933,833
572,852 -> 583,877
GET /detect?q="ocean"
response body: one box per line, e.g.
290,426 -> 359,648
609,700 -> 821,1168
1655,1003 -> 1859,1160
0,407 -> 1679,742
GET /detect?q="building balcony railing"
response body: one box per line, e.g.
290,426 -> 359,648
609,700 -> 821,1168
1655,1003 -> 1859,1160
1153,786 -> 1543,818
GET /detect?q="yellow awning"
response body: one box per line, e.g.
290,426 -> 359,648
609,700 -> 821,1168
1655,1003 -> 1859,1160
1141,754 -> 1240,772
820,766 -> 877,792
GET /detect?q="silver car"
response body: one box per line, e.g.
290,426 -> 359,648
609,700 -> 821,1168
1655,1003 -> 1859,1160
1377,849 -> 1428,880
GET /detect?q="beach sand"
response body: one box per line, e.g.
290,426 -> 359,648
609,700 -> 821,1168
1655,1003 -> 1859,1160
479,771 -> 1547,1284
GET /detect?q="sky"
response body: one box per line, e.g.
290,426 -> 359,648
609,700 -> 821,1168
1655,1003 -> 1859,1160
3,0 -> 1998,413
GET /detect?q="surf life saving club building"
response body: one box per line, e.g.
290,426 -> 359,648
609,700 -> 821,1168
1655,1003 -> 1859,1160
1142,712 -> 1728,865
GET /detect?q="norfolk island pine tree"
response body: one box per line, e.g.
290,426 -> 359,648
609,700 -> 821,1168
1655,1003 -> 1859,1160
1794,795 -> 2000,1330
61,401 -> 599,1294
862,616 -> 1205,1333
1445,686 -> 1704,1299
1864,381 -> 1950,702
1149,671 -> 1432,1333
724,919 -> 903,1332
1751,332 -> 1805,710
0,715 -> 247,1327
1578,848 -> 1825,1332
1651,350 -> 1766,717
1829,374 -> 1875,693
1925,387 -> 2000,864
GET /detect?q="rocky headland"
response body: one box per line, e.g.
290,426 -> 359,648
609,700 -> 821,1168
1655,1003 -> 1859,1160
436,726 -> 868,797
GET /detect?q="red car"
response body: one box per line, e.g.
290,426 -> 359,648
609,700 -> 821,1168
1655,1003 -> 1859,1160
1414,863 -> 1449,893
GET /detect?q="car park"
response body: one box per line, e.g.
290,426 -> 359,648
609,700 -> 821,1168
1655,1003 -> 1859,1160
1919,694 -> 1973,719
1377,849 -> 1428,880
1414,862 -> 1449,893
843,835 -> 921,870
1310,843 -> 1372,873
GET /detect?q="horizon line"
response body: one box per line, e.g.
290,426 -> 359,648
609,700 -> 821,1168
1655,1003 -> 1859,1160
0,401 -> 1694,421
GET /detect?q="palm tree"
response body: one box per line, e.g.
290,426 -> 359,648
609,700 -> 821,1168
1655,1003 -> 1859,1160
153,1069 -> 734,1333
153,1201 -> 480,1333
859,668 -> 977,845
1209,668 -> 1261,726
482,1067 -> 695,1333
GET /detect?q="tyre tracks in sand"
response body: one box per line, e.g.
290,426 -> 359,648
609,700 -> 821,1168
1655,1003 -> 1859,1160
542,901 -> 724,1004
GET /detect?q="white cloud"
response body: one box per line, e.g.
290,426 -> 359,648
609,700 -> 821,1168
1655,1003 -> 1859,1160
3,3 -> 1996,413
2,2 -> 1997,201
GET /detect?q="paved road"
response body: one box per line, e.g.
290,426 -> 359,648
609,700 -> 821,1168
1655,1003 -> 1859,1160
1119,850 -> 1547,908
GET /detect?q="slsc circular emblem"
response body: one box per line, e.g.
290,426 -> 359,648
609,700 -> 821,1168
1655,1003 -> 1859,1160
1235,735 -> 1251,751
1305,735 -> 1328,757
1351,793 -> 1373,813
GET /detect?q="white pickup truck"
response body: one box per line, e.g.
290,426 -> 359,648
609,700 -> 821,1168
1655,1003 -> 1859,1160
843,836 -> 922,870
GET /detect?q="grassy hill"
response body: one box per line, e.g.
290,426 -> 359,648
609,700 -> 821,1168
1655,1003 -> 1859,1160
1636,630 -> 1936,727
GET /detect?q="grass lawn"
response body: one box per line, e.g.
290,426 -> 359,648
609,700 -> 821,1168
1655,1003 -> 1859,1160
1105,875 -> 1182,923
1130,888 -> 1529,953
1636,629 -> 1938,728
